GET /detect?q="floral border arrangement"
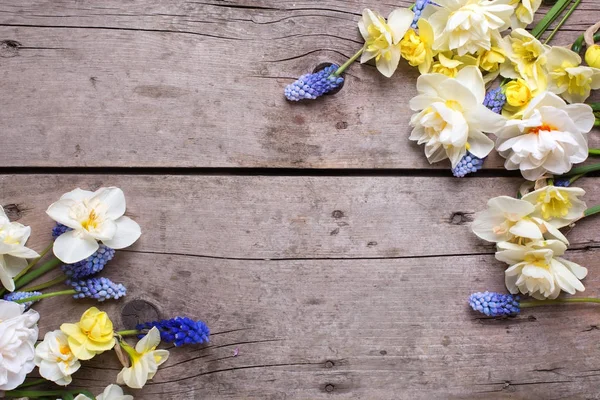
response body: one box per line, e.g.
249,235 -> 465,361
0,188 -> 209,399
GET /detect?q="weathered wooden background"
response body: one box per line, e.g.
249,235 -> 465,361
1,1 -> 600,399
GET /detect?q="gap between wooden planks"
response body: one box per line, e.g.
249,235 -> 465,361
0,0 -> 598,168
1,174 -> 599,399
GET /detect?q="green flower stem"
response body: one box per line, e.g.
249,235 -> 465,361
15,378 -> 47,389
117,329 -> 141,336
590,149 -> 600,156
585,204 -> 600,218
590,103 -> 600,112
572,32 -> 600,52
4,389 -> 96,399
559,162 -> 600,177
24,274 -> 68,292
521,297 -> 600,308
14,289 -> 76,304
332,47 -> 364,77
595,119 -> 600,127
567,173 -> 585,185
13,257 -> 62,291
531,0 -> 572,39
14,242 -> 53,281
543,0 -> 582,44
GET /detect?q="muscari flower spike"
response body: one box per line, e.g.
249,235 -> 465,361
53,223 -> 116,279
411,0 -> 432,28
483,87 -> 506,115
554,178 -> 571,187
4,291 -> 42,309
452,88 -> 506,178
69,277 -> 126,302
469,291 -> 520,317
284,64 -> 344,101
137,317 -> 210,347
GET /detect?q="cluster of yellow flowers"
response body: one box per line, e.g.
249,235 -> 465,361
358,0 -> 599,181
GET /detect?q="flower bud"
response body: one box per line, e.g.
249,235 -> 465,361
504,79 -> 532,108
585,44 -> 600,68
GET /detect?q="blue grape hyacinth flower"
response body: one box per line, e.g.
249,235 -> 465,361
53,223 -> 116,279
137,317 -> 210,347
452,151 -> 484,177
69,277 -> 126,302
411,0 -> 431,28
285,64 -> 344,101
483,87 -> 507,115
4,291 -> 42,309
469,291 -> 520,317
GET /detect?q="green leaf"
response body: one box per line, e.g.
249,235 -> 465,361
531,0 -> 572,39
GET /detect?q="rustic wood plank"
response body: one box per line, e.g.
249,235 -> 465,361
30,250 -> 600,399
2,175 -> 598,260
0,1 -> 598,168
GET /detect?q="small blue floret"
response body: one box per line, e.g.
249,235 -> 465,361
137,317 -> 210,347
483,87 -> 507,114
69,277 -> 126,302
452,151 -> 484,177
469,291 -> 520,317
411,0 -> 432,28
284,64 -> 344,101
4,291 -> 42,309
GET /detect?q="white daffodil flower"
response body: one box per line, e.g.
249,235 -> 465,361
409,66 -> 506,167
546,46 -> 600,104
496,240 -> 587,299
500,29 -> 549,92
117,327 -> 169,389
522,185 -> 587,228
0,207 -> 40,292
510,0 -> 542,29
428,0 -> 514,56
0,300 -> 39,390
358,8 -> 415,77
495,92 -> 594,180
74,384 -> 133,400
46,187 -> 141,264
34,330 -> 81,386
472,196 -> 540,243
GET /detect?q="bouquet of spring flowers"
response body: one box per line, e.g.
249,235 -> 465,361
284,0 -> 600,181
0,187 -> 209,399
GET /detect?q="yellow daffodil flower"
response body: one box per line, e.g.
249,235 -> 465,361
510,0 -> 542,29
431,52 -> 463,77
358,8 -> 415,78
500,29 -> 549,92
585,44 -> 600,68
522,185 -> 587,228
546,46 -> 600,103
502,78 -> 534,117
117,327 -> 169,389
60,307 -> 115,360
400,18 -> 436,74
428,0 -> 514,56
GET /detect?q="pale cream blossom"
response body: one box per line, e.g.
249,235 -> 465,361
522,185 -> 587,228
409,66 -> 505,167
546,46 -> 600,103
117,327 -> 169,389
34,330 -> 81,386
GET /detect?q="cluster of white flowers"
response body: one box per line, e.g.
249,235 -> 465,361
358,0 -> 597,181
472,184 -> 588,299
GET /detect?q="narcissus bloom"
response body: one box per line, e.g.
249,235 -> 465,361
117,327 -> 169,389
428,0 -> 514,56
358,8 -> 415,77
522,185 -> 587,228
0,300 -> 39,390
60,307 -> 116,360
495,92 -> 594,180
472,196 -> 539,243
400,18 -> 436,74
496,240 -> 587,299
500,29 -> 549,92
0,207 -> 40,292
46,187 -> 141,264
546,46 -> 600,104
409,66 -> 505,167
74,384 -> 133,400
510,0 -> 542,29
34,330 -> 81,386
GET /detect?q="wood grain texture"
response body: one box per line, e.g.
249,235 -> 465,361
0,1 -> 598,168
2,175 -> 599,260
2,174 -> 599,398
